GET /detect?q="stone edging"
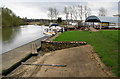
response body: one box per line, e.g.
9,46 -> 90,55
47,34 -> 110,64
42,41 -> 87,44
41,41 -> 87,52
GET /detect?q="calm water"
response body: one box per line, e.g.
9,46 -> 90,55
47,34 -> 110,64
1,25 -> 47,54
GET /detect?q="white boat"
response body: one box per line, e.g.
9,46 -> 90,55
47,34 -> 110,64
43,31 -> 56,36
43,23 -> 63,35
43,27 -> 56,36
50,26 -> 62,32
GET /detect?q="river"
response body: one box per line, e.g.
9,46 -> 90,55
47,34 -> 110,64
1,25 -> 48,54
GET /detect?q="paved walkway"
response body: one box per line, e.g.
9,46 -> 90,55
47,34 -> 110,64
89,27 -> 99,32
2,36 -> 50,72
7,45 -> 112,77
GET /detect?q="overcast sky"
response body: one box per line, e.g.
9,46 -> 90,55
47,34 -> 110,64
1,0 -> 119,19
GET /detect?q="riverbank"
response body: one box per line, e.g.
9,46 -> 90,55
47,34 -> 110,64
2,35 -> 50,75
2,30 -> 118,77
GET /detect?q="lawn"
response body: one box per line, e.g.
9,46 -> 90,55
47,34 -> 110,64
54,30 -> 119,76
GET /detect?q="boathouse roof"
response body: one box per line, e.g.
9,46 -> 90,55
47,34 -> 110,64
85,16 -> 119,23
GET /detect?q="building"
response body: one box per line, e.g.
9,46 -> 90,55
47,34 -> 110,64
113,14 -> 120,17
85,15 -> 120,29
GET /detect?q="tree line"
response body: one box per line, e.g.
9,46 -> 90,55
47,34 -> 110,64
48,5 -> 107,21
0,7 -> 25,27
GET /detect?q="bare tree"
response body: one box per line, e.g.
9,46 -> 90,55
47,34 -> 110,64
53,8 -> 59,19
48,7 -> 59,20
87,8 -> 91,17
84,5 -> 91,19
48,8 -> 54,20
84,5 -> 87,19
99,7 -> 107,16
63,5 -> 91,20
78,5 -> 83,21
72,6 -> 78,20
68,6 -> 73,20
64,6 -> 69,20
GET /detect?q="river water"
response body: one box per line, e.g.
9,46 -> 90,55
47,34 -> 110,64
1,25 -> 48,54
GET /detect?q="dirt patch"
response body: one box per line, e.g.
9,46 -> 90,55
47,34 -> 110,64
7,45 -> 113,77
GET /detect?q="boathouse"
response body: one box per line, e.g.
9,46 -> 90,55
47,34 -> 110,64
85,15 -> 119,29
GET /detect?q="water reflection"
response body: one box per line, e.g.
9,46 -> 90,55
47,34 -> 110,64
2,27 -> 20,42
2,25 -> 46,53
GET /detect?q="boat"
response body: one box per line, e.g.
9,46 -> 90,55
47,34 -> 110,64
43,23 -> 62,35
43,27 -> 56,36
43,32 -> 56,36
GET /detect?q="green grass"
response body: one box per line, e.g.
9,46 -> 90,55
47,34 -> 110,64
54,30 -> 119,76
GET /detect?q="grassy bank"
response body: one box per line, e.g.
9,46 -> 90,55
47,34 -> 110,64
54,30 -> 119,76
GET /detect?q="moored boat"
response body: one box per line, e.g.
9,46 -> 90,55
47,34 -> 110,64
43,23 -> 63,35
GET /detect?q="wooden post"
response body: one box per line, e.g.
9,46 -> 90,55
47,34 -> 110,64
100,22 -> 102,30
63,27 -> 64,32
32,43 -> 34,54
32,43 -> 38,54
93,22 -> 94,28
34,43 -> 37,54
108,22 -> 109,26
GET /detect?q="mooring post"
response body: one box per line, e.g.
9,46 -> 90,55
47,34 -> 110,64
100,22 -> 102,30
34,43 -> 38,54
32,43 -> 38,54
32,43 -> 34,54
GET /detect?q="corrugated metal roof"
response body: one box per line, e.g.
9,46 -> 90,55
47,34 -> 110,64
85,16 -> 120,23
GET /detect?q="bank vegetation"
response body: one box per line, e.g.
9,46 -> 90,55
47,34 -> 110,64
0,7 -> 26,27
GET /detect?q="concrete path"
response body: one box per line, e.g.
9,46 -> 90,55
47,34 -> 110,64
89,27 -> 99,32
2,36 -> 50,72
7,45 -> 112,77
